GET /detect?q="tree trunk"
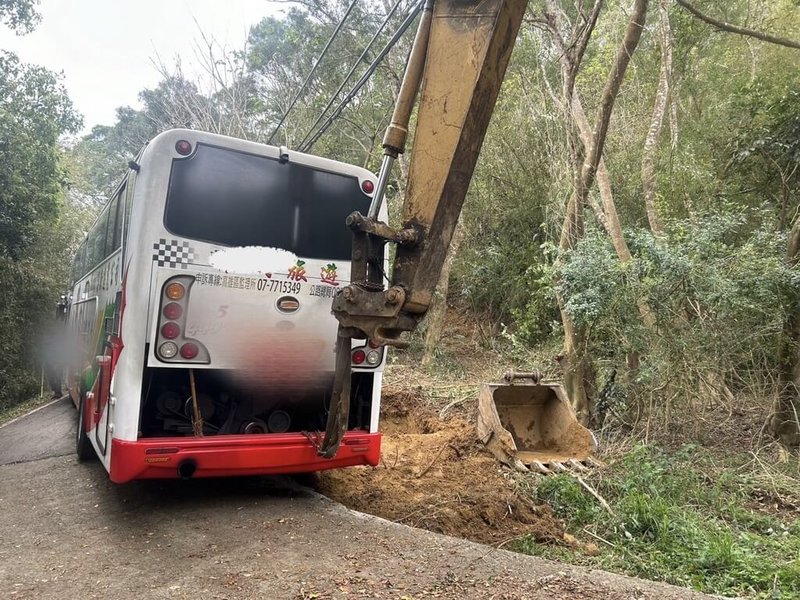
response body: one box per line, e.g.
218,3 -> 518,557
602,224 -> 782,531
572,95 -> 656,327
557,300 -> 596,424
773,217 -> 800,448
557,184 -> 593,422
421,223 -> 463,367
547,5 -> 656,403
547,0 -> 650,422
641,0 -> 672,236
576,0 -> 649,208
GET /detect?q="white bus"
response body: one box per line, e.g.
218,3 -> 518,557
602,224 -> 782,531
66,130 -> 386,483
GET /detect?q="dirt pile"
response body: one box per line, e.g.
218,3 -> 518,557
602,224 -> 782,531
316,385 -> 564,546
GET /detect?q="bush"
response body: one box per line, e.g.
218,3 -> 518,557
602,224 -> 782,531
550,206 -> 797,423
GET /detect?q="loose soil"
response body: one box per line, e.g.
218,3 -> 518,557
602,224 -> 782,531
316,384 -> 567,546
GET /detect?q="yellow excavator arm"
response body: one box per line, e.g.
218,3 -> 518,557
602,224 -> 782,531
317,0 -> 529,457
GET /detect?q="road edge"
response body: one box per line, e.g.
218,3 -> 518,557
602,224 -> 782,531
0,394 -> 69,430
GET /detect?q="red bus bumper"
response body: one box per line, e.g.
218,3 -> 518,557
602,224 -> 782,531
109,432 -> 381,483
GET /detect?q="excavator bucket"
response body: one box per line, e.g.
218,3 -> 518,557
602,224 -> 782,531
477,371 -> 598,474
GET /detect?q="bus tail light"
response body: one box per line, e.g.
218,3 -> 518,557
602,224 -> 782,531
156,276 -> 209,364
351,349 -> 366,365
353,340 -> 383,368
160,322 -> 180,339
159,342 -> 178,359
165,282 -> 185,300
180,343 -> 199,360
145,447 -> 180,455
175,140 -> 193,156
163,302 -> 183,320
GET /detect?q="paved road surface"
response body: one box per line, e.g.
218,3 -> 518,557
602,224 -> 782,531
0,400 -> 721,600
0,396 -> 74,465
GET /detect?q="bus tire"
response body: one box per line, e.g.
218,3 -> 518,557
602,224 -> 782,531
76,394 -> 95,461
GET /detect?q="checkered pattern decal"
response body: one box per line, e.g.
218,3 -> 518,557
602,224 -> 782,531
152,239 -> 195,269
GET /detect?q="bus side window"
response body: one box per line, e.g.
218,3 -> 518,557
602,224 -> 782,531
122,170 -> 136,261
87,204 -> 110,272
106,185 -> 124,254
71,241 -> 86,284
112,185 -> 124,252
99,204 -> 111,260
86,225 -> 100,274
78,243 -> 86,280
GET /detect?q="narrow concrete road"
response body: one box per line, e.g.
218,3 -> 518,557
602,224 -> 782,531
0,402 -> 720,600
0,396 -> 74,465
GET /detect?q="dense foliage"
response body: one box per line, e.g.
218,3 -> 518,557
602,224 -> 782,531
555,212 -> 798,414
0,49 -> 85,408
0,3 -> 89,409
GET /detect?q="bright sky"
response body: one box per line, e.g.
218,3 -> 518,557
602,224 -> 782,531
0,0 -> 281,133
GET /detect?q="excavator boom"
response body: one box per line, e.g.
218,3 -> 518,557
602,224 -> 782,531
391,0 -> 529,315
336,0 -> 528,337
316,0 -> 529,458
317,0 -> 597,472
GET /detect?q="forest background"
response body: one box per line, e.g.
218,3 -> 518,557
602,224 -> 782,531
1,0 -> 799,597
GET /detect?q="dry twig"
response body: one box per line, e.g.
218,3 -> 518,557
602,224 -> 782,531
573,474 -> 615,517
438,394 -> 473,419
415,443 -> 448,478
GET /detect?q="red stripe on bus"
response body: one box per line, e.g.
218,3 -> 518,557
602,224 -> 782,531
108,432 -> 381,483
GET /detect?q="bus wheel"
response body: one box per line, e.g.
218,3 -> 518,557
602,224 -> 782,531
76,394 -> 95,461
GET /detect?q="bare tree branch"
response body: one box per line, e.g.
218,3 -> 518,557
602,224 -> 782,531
579,0 -> 649,211
543,0 -> 604,100
676,0 -> 800,50
641,0 -> 672,236
571,0 -> 604,88
269,0 -> 337,24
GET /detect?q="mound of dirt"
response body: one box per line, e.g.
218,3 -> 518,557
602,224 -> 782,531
316,385 -> 564,546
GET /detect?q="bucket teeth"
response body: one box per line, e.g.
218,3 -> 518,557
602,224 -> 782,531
512,458 -> 530,472
520,458 -> 600,475
530,461 -> 552,474
568,459 -> 590,472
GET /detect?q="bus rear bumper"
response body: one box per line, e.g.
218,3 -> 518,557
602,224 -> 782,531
109,432 -> 381,483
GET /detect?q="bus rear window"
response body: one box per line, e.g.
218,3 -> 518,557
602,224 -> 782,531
164,144 -> 370,260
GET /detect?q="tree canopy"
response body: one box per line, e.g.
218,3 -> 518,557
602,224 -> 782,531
0,0 -> 40,34
0,51 -> 81,256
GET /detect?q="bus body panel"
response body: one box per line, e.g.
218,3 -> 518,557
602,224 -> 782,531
68,245 -> 124,475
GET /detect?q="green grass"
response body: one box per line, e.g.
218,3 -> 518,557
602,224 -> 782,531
517,445 -> 800,599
